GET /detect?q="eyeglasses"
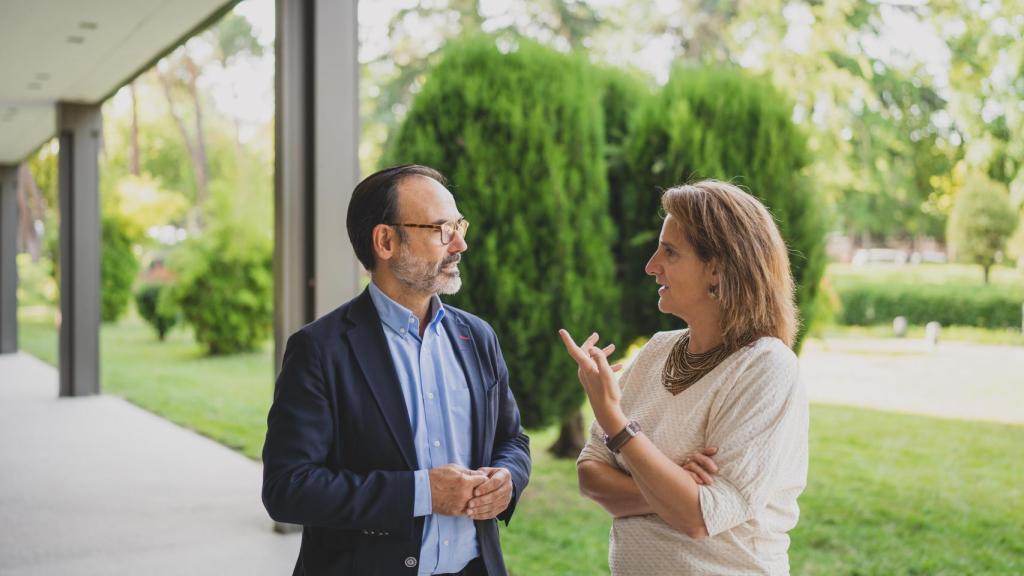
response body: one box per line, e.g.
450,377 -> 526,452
390,218 -> 469,245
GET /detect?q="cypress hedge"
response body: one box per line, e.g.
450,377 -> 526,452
620,67 -> 827,351
386,37 -> 619,431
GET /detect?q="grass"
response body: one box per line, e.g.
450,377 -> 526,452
826,262 -> 1024,287
16,311 -> 1024,575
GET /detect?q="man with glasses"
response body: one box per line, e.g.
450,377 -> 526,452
263,165 -> 531,576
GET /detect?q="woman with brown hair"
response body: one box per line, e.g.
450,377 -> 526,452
560,180 -> 808,575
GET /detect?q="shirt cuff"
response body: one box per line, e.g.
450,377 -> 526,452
414,468 -> 432,517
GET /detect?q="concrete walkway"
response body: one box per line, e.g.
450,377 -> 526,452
0,352 -> 299,576
800,337 -> 1024,426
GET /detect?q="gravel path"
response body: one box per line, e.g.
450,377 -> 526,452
800,337 -> 1024,426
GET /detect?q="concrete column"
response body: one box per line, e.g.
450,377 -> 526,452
274,0 -> 361,373
57,102 -> 102,397
0,165 -> 17,354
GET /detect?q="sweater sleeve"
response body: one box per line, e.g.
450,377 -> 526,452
697,340 -> 808,537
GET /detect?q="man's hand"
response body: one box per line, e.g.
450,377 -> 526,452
430,464 -> 488,516
465,467 -> 513,520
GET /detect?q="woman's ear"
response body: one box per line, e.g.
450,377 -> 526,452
705,257 -> 721,284
372,224 -> 398,264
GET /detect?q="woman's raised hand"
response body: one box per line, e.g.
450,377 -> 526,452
558,329 -> 625,427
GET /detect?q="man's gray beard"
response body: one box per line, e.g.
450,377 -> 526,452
391,245 -> 462,296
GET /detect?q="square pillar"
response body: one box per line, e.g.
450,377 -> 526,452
0,165 -> 17,354
274,0 -> 361,372
57,102 -> 102,397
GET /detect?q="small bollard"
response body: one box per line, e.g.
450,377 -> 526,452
925,321 -> 941,349
893,316 -> 908,338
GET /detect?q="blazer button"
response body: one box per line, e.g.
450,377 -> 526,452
404,556 -> 417,568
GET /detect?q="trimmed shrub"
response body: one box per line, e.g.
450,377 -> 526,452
835,282 -> 1024,329
135,283 -> 179,341
385,36 -> 619,431
947,173 -> 1018,284
173,226 -> 272,355
620,67 -> 827,352
101,213 -> 140,323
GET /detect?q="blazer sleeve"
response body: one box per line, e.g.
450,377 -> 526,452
487,329 -> 532,526
261,329 -> 416,536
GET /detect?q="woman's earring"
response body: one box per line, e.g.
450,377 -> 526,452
708,284 -> 719,299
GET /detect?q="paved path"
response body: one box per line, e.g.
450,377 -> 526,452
800,337 -> 1024,426
0,352 -> 300,576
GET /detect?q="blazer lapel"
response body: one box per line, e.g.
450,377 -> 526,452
443,311 -> 487,469
344,289 -> 418,470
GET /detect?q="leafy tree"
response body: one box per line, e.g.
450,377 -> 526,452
386,37 -> 618,453
135,283 -> 179,340
621,67 -> 827,351
947,173 -> 1018,283
173,225 -> 272,355
101,213 -> 140,323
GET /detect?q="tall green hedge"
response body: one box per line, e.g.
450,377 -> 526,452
836,282 -> 1024,329
620,67 -> 827,351
386,37 -> 619,430
595,66 -> 652,304
101,213 -> 139,323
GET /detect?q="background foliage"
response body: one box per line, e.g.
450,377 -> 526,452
386,37 -> 619,430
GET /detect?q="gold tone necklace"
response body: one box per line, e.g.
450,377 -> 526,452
662,332 -> 732,395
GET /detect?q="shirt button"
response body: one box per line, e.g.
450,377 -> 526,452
399,328 -> 406,334
443,540 -> 449,546
404,556 -> 417,568
427,392 -> 435,400
433,440 -> 441,447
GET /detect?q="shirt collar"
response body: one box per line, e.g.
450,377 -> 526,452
368,281 -> 446,338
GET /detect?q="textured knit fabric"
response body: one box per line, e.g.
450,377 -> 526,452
578,329 -> 808,575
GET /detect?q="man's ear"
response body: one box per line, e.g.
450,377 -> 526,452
372,224 -> 398,264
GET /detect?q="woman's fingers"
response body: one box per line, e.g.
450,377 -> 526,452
602,343 -> 616,356
558,329 -> 593,367
684,461 -> 715,485
588,346 -> 614,377
702,446 -> 719,456
610,363 -> 624,373
690,451 -> 719,474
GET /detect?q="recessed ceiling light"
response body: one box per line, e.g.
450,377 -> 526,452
79,21 -> 98,30
67,35 -> 85,44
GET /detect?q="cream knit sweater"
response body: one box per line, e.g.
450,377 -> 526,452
578,330 -> 808,576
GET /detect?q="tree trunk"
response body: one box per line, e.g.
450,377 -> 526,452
155,65 -> 207,234
548,409 -> 586,458
129,82 -> 141,176
184,55 -> 209,230
15,163 -> 42,261
983,264 -> 991,284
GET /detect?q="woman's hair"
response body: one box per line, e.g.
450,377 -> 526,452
661,180 -> 798,349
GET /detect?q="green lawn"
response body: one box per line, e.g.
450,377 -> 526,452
826,262 -> 1024,287
17,314 -> 1024,575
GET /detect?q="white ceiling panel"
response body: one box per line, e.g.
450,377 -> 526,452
0,0 -> 236,164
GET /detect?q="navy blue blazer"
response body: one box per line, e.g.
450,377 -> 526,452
262,288 -> 531,576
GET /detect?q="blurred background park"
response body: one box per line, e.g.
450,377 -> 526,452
4,0 -> 1024,574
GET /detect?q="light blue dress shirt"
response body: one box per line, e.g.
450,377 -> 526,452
368,282 -> 479,575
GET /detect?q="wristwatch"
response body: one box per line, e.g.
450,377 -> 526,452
604,420 -> 641,454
